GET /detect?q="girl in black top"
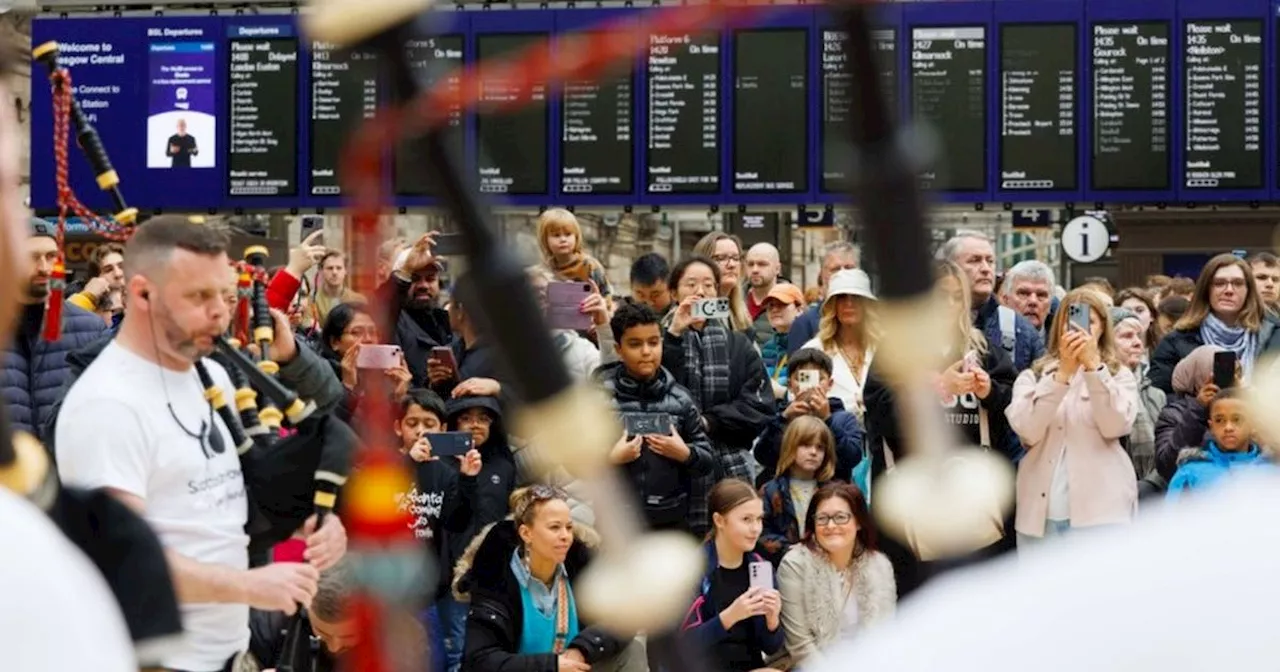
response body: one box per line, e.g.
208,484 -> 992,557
679,479 -> 786,672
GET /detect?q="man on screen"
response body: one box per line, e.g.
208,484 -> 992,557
166,119 -> 198,168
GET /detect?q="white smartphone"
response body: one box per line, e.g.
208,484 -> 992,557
356,344 -> 402,370
748,560 -> 773,591
963,350 -> 980,373
692,297 -> 731,320
794,369 -> 820,392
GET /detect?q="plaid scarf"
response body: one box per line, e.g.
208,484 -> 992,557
683,320 -> 733,410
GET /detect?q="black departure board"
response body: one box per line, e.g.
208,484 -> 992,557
395,35 -> 464,196
1090,22 -> 1170,190
910,26 -> 987,191
309,43 -> 379,196
476,33 -> 549,195
647,32 -> 721,194
228,35 -> 298,196
1183,20 -> 1263,189
561,34 -> 633,196
998,24 -> 1077,191
820,28 -> 896,192
733,29 -> 807,193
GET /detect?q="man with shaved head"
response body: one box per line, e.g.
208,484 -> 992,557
55,216 -> 348,672
745,242 -> 782,344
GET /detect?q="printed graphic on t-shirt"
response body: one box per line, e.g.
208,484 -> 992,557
940,392 -> 980,426
188,467 -> 247,512
396,487 -> 444,540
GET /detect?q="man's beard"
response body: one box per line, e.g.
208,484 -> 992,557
750,276 -> 770,288
25,280 -> 48,301
405,290 -> 437,311
159,310 -> 215,361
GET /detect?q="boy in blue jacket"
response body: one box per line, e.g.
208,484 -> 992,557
1167,390 -> 1275,502
753,348 -> 863,485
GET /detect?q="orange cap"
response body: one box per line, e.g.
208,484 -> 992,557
763,283 -> 805,308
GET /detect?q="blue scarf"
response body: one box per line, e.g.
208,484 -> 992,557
1200,313 -> 1259,381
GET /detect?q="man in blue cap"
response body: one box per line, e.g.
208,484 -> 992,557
0,217 -> 107,441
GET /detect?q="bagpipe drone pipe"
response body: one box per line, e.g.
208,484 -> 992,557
203,247 -> 357,562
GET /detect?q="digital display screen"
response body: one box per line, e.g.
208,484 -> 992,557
228,31 -> 297,196
476,33 -> 549,195
733,29 -> 807,193
1090,22 -> 1170,190
647,31 -> 721,194
395,35 -> 464,196
309,42 -> 379,196
560,34 -> 633,196
1183,20 -> 1263,190
820,28 -> 896,193
998,24 -> 1077,191
910,26 -> 987,191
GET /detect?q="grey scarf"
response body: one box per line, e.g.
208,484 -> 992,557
1200,313 -> 1259,380
683,320 -> 733,410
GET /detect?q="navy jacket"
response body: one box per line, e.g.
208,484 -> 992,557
974,295 -> 1045,373
753,396 -> 864,485
1,302 -> 107,441
785,304 -> 822,356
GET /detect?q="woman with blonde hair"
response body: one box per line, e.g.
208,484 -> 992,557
800,269 -> 879,419
862,261 -> 1018,597
1006,288 -> 1138,545
1149,253 -> 1280,393
693,231 -> 753,333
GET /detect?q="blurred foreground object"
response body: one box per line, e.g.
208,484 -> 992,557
809,474 -> 1280,672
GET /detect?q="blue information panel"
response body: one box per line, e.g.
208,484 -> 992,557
28,2 -> 1280,213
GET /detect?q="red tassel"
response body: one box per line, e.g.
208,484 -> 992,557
41,259 -> 65,342
235,268 -> 252,345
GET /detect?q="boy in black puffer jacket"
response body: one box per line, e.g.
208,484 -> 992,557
595,302 -> 714,536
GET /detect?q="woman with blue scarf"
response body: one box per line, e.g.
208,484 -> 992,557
1150,253 -> 1280,395
453,485 -> 646,672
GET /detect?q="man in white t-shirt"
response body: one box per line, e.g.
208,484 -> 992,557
56,216 -> 346,672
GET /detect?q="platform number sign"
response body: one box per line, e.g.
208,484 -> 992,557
1060,214 -> 1109,263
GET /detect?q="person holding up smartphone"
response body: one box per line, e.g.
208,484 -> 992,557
678,480 -> 785,672
1154,345 -> 1243,485
1006,288 -> 1139,548
596,302 -> 714,535
753,348 -> 864,487
393,390 -> 483,609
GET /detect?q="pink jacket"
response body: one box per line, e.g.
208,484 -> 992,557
1006,364 -> 1139,536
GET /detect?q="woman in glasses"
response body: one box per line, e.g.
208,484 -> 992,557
453,485 -> 646,672
776,482 -> 895,667
1149,253 -> 1280,394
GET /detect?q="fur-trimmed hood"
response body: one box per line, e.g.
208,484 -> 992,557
1177,442 -> 1271,467
451,516 -> 600,603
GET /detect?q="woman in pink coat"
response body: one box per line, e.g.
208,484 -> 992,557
1006,288 -> 1139,545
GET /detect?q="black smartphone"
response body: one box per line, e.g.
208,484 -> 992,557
1213,351 -> 1237,389
432,232 -> 466,257
299,215 -> 324,243
1068,303 -> 1090,333
426,431 -> 474,458
623,412 -> 673,437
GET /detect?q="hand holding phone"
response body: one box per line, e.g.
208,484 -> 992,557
748,561 -> 774,591
794,369 -> 820,392
426,432 -> 474,458
1213,350 -> 1238,389
546,282 -> 595,331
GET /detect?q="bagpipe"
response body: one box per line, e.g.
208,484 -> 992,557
203,245 -> 356,562
0,39 -> 186,667
301,0 -> 1017,668
30,40 -> 139,342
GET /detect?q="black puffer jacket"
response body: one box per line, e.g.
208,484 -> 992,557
1,302 -> 108,441
1149,318 -> 1280,394
595,362 -> 714,530
454,519 -> 629,672
660,324 -> 773,453
1154,394 -> 1211,482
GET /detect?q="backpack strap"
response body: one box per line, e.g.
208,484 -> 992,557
996,305 -> 1018,358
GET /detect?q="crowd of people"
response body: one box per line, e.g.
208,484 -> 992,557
6,201 -> 1280,672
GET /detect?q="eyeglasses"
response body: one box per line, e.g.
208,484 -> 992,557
712,254 -> 742,265
814,512 -> 854,527
1213,278 -> 1247,290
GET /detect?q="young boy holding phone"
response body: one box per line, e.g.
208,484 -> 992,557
595,302 -> 715,535
394,389 -> 482,607
753,348 -> 864,485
